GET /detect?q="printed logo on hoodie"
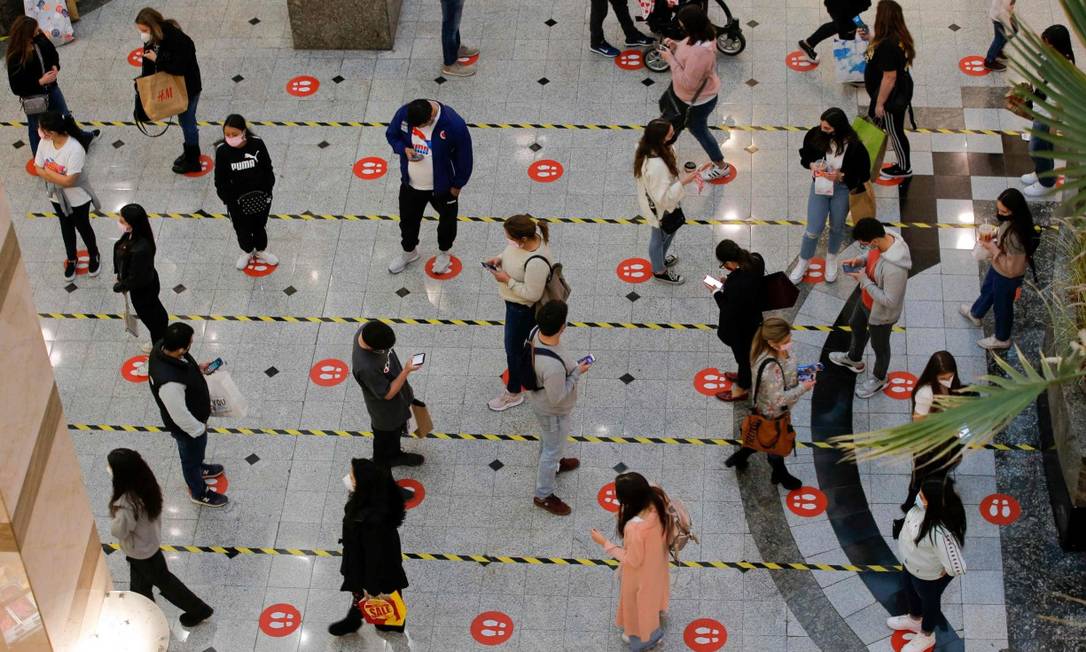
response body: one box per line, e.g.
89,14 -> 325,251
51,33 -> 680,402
231,151 -> 260,172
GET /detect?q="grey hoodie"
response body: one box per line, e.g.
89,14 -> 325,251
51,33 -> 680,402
110,493 -> 162,560
857,229 -> 912,325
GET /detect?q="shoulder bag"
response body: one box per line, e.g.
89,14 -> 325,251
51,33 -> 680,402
122,292 -> 140,338
20,46 -> 50,116
643,187 -> 686,235
658,73 -> 710,139
235,190 -> 272,217
739,358 -> 797,456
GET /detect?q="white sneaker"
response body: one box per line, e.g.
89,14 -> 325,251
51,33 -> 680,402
254,250 -> 278,266
236,251 -> 253,270
788,259 -> 809,284
825,254 -> 838,283
700,163 -> 732,182
959,304 -> 982,327
140,342 -> 153,354
855,376 -> 887,398
902,631 -> 936,652
432,251 -> 452,275
978,335 -> 1011,350
1020,172 -> 1038,185
388,249 -> 421,274
1023,181 -> 1051,197
829,351 -> 865,373
886,615 -> 922,633
487,390 -> 525,412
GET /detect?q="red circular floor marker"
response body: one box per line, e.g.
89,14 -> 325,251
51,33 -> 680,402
424,255 -> 463,280
979,493 -> 1020,526
684,618 -> 728,652
259,603 -> 301,637
183,155 -> 213,178
204,473 -> 229,495
396,479 -> 425,509
458,53 -> 480,66
26,159 -> 37,176
786,486 -> 828,517
883,371 -> 917,400
891,630 -> 934,652
285,75 -> 320,97
707,165 -> 738,185
597,482 -> 620,512
786,50 -> 818,72
127,48 -> 144,67
616,257 -> 652,283
121,355 -> 150,383
353,157 -> 388,180
959,56 -> 990,77
693,368 -> 733,397
874,163 -> 906,186
528,159 -> 563,182
615,49 -> 645,70
471,611 -> 514,645
243,259 -> 277,277
802,257 -> 826,284
309,358 -> 349,387
67,249 -> 91,275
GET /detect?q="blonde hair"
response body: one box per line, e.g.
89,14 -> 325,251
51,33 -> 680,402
750,317 -> 792,366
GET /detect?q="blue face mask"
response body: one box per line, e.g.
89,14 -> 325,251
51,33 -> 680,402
857,242 -> 872,253
914,494 -> 925,510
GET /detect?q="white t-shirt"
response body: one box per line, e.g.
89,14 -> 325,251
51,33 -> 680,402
407,105 -> 440,191
35,136 -> 90,206
825,142 -> 846,172
912,385 -> 934,416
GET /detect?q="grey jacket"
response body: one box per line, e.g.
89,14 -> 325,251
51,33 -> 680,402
45,173 -> 101,217
857,229 -> 912,325
527,333 -> 582,416
109,493 -> 162,560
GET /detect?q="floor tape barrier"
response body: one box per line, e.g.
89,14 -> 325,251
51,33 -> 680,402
69,423 -> 1038,452
101,543 -> 900,572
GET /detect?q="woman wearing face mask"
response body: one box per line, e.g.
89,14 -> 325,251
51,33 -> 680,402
113,204 -> 168,351
329,458 -> 410,637
107,448 -> 214,628
135,7 -> 202,174
1021,25 -> 1076,197
484,214 -> 553,412
960,188 -> 1037,350
6,16 -> 97,155
214,114 -> 277,270
723,318 -> 812,489
34,110 -> 101,284
899,351 -> 964,513
791,107 -> 872,284
711,240 -> 766,402
887,477 -> 967,652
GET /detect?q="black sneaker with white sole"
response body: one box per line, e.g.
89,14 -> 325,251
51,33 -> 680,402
87,254 -> 101,277
653,271 -> 684,285
191,492 -> 229,508
798,39 -> 818,62
880,164 -> 912,179
63,260 -> 77,283
625,33 -> 654,46
201,463 -> 224,479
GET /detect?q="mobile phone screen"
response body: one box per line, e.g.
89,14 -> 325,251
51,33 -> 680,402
206,358 -> 223,374
578,355 -> 595,365
411,353 -> 426,366
481,261 -> 497,271
703,274 -> 723,290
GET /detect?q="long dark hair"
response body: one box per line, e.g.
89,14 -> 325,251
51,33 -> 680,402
816,107 -> 858,154
345,458 -> 406,527
614,472 -> 672,541
215,113 -> 258,146
38,111 -> 84,142
5,16 -> 39,66
871,0 -> 915,66
715,239 -> 758,272
677,4 -> 715,44
995,188 -> 1038,258
120,204 -> 157,254
634,119 -> 679,178
107,448 -> 163,522
916,477 -> 966,547
913,350 -> 961,414
1042,25 -> 1076,63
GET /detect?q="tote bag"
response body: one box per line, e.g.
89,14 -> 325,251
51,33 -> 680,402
848,182 -> 877,220
122,292 -> 140,338
206,370 -> 248,418
852,116 -> 887,177
135,72 -> 188,121
832,38 -> 866,84
358,592 -> 407,629
739,359 -> 797,456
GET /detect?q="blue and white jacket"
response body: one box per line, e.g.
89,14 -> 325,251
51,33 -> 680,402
385,101 -> 473,194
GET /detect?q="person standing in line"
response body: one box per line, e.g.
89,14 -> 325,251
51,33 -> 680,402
135,7 -> 202,175
107,448 -> 214,627
862,0 -> 915,179
982,0 -> 1016,71
830,218 -> 912,398
484,214 -> 554,412
723,317 -> 810,490
213,114 -> 277,271
886,477 -> 967,652
439,0 -> 479,77
6,16 -> 97,154
791,107 -> 872,284
328,458 -> 410,636
711,240 -> 765,402
588,0 -> 654,57
34,111 -> 101,285
960,188 -> 1036,350
385,98 -> 473,275
798,0 -> 871,61
1021,25 -> 1076,197
634,118 -> 707,285
351,321 -> 425,468
899,351 -> 963,513
659,4 -> 732,182
526,300 -> 588,515
147,322 -> 229,508
590,472 -> 671,651
112,204 -> 169,352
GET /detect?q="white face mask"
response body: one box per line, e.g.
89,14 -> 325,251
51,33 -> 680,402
914,494 -> 925,510
938,377 -> 954,388
107,465 -> 113,478
139,30 -> 152,43
342,474 -> 354,492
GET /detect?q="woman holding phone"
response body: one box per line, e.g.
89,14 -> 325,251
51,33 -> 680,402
710,240 -> 765,402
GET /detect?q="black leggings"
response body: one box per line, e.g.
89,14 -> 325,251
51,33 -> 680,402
589,0 -> 640,46
902,572 -> 953,634
873,108 -> 911,172
130,275 -> 169,344
806,13 -> 858,48
229,208 -> 269,253
128,550 -> 207,613
53,201 -> 98,262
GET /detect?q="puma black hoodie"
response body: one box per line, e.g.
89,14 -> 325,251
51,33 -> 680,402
213,135 -> 274,207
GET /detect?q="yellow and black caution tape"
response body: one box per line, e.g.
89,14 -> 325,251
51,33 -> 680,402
69,423 -> 1039,452
1,118 -> 1026,137
39,311 -> 904,334
100,543 -> 899,572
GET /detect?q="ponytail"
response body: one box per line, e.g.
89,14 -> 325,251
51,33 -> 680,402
504,213 -> 549,244
714,239 -> 756,271
37,111 -> 84,142
750,317 -> 792,367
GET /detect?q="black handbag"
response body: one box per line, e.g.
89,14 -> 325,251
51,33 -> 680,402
659,208 -> 686,235
235,190 -> 272,218
658,76 -> 710,140
761,271 -> 799,310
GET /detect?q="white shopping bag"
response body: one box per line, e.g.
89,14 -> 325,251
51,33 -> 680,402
25,1 -> 75,46
206,370 -> 248,418
832,38 -> 866,84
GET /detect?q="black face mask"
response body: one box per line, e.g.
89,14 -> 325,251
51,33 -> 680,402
996,212 -> 1011,222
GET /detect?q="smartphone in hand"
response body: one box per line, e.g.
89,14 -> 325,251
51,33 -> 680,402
481,261 -> 498,271
578,355 -> 596,365
703,274 -> 723,291
411,353 -> 426,366
205,357 -> 224,374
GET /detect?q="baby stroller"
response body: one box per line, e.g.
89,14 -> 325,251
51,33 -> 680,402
642,0 -> 746,72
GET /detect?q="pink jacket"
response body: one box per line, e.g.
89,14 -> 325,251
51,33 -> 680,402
663,40 -> 721,103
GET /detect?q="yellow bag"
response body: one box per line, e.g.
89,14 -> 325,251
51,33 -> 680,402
358,592 -> 407,628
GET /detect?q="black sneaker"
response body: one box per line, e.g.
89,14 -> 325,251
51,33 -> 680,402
798,39 -> 818,62
625,33 -> 654,46
190,492 -> 229,508
589,42 -> 620,57
87,254 -> 101,277
201,463 -> 224,479
653,270 -> 684,285
388,453 -> 425,467
179,605 -> 213,628
984,59 -> 1007,71
63,260 -> 77,283
880,164 -> 912,179
82,129 -> 101,151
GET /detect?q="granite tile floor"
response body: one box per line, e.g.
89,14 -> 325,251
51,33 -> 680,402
4,0 -> 1080,649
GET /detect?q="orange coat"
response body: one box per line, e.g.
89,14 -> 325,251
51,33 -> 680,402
603,510 -> 670,641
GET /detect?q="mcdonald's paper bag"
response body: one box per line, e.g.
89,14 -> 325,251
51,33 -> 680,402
135,72 -> 188,121
358,592 -> 407,628
205,370 -> 248,418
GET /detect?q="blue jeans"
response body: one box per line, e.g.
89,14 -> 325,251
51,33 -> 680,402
1029,120 -> 1056,187
985,20 -> 1008,64
27,85 -> 91,154
504,301 -> 537,393
532,408 -> 570,499
440,0 -> 465,66
800,180 -> 850,259
970,267 -> 1022,341
629,627 -> 664,651
648,226 -> 676,274
686,95 -> 724,163
171,431 -> 210,498
179,92 -> 200,146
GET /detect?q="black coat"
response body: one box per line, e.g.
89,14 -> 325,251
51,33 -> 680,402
339,507 -> 409,595
141,23 -> 201,96
799,127 -> 872,193
714,253 -> 765,347
7,34 -> 60,98
113,234 -> 158,293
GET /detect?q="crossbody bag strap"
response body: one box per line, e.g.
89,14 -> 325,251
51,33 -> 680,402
33,45 -> 47,82
750,358 -> 778,413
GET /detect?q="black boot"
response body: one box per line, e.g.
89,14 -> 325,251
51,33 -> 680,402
328,603 -> 363,636
768,455 -> 802,491
173,144 -> 202,174
173,152 -> 186,167
724,447 -> 754,470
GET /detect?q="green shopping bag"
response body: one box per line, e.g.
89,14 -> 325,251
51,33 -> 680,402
852,116 -> 887,178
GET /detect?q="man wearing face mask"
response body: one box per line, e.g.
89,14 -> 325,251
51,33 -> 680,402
351,322 -> 425,468
830,217 -> 912,398
147,322 -> 228,508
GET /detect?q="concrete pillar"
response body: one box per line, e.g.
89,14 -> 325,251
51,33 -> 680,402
287,0 -> 403,50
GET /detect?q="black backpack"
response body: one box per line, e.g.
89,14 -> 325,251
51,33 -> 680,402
518,328 -> 565,392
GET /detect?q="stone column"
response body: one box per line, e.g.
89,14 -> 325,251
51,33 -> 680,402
287,0 -> 403,50
0,179 -> 111,650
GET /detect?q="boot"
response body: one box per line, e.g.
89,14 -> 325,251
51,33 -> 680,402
173,144 -> 202,174
328,602 -> 363,636
173,152 -> 186,167
724,447 -> 754,470
768,456 -> 802,490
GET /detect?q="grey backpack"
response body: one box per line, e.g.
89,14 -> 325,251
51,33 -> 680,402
524,254 -> 571,315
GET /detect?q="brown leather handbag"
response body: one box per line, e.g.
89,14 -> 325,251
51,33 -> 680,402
739,359 -> 797,456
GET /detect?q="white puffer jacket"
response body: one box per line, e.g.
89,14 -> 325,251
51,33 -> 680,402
898,504 -> 967,581
635,157 -> 685,228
